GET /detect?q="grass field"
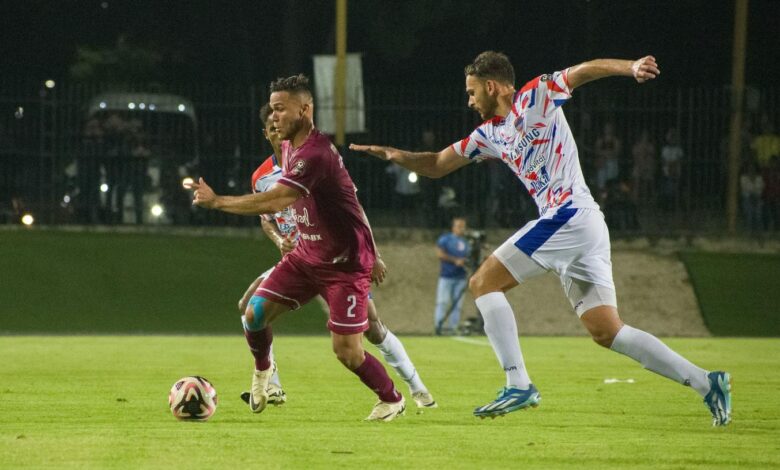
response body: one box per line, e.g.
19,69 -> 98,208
2,336 -> 779,469
680,251 -> 780,336
0,230 -> 326,335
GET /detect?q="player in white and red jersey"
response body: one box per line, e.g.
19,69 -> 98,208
352,52 -> 731,426
191,74 -> 413,421
236,103 -> 436,412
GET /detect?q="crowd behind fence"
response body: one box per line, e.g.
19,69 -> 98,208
1,78 -> 778,236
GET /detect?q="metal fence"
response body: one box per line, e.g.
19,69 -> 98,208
1,78 -> 778,234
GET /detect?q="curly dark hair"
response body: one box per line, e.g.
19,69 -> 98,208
269,74 -> 312,96
259,102 -> 272,121
464,51 -> 515,85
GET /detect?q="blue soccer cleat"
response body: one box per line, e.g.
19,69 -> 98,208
473,385 -> 541,419
703,371 -> 732,426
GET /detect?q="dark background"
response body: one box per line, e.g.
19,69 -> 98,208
2,0 -> 778,88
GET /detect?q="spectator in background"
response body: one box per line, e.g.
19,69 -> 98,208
751,117 -> 780,169
630,129 -> 656,205
739,161 -> 764,235
434,216 -> 470,335
417,128 -> 439,227
385,162 -> 421,216
660,127 -> 683,211
603,177 -> 639,231
594,122 -> 621,192
763,155 -> 780,231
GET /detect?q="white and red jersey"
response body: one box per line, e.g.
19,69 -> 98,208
251,154 -> 299,240
452,69 -> 599,216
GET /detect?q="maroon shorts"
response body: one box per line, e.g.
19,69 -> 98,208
256,254 -> 372,335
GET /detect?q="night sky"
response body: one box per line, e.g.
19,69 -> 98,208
2,0 -> 779,88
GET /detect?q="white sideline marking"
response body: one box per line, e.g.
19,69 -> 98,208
450,336 -> 492,347
604,378 -> 635,384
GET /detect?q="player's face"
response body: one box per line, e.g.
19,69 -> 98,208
263,115 -> 281,149
466,75 -> 498,120
270,91 -> 307,140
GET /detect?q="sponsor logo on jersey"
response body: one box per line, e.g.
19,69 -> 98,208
290,207 -> 315,227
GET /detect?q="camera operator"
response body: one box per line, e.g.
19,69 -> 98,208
434,216 -> 471,335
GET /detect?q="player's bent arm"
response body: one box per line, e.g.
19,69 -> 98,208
566,56 -> 660,90
214,184 -> 300,216
261,218 -> 285,250
350,144 -> 470,179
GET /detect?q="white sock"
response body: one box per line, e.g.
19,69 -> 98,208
610,325 -> 710,396
269,346 -> 281,386
376,330 -> 426,394
475,292 -> 531,389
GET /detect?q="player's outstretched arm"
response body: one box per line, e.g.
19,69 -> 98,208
349,144 -> 470,179
188,177 -> 300,215
567,55 -> 660,90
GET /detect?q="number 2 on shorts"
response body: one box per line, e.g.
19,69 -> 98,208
346,294 -> 357,317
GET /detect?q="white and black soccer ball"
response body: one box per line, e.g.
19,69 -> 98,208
168,376 -> 218,421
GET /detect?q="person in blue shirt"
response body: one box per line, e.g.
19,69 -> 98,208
434,216 -> 471,334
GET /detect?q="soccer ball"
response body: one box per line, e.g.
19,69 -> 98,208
168,376 -> 218,421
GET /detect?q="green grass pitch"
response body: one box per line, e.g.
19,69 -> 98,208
2,336 -> 779,468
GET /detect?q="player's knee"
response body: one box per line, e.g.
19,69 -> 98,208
333,343 -> 364,369
468,274 -> 483,296
591,330 -> 616,348
364,320 -> 386,345
243,296 -> 268,331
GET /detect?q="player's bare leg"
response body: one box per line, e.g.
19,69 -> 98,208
242,296 -> 290,414
581,304 -> 732,426
238,275 -> 285,406
333,331 -> 405,421
364,299 -> 436,409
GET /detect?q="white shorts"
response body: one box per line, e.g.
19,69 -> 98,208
493,203 -> 617,316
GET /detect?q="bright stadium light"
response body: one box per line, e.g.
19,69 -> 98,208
44,80 -> 55,89
21,214 -> 34,226
181,177 -> 194,188
128,102 -> 136,110
138,103 -> 146,110
151,204 -> 164,217
408,171 -> 418,183
178,104 -> 186,112
100,183 -> 109,193
148,104 -> 156,111
99,101 -> 107,109
63,195 -> 71,203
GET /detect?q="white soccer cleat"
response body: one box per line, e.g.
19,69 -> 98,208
249,366 -> 273,413
266,382 -> 287,406
365,396 -> 406,422
412,391 -> 438,409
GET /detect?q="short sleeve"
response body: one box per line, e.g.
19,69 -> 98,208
436,234 -> 448,249
515,69 -> 572,120
278,151 -> 329,196
451,122 -> 502,162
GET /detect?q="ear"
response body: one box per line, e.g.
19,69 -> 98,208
485,79 -> 497,96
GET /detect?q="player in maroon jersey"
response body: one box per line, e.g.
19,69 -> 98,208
190,74 -> 405,421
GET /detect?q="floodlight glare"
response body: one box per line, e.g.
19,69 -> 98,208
408,172 -> 419,183
21,214 -> 34,226
151,204 -> 164,217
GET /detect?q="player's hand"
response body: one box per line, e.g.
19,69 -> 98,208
188,177 -> 219,209
371,257 -> 388,285
349,144 -> 399,162
631,55 -> 660,84
278,235 -> 297,255
454,258 -> 466,267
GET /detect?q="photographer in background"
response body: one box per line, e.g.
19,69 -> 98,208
434,216 -> 471,335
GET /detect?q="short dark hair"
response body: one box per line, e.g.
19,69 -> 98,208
464,51 -> 515,85
259,103 -> 272,121
269,74 -> 312,97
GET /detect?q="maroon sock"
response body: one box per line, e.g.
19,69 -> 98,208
351,352 -> 402,403
243,326 -> 272,371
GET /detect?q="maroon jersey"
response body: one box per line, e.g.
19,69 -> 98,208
276,129 -> 375,270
